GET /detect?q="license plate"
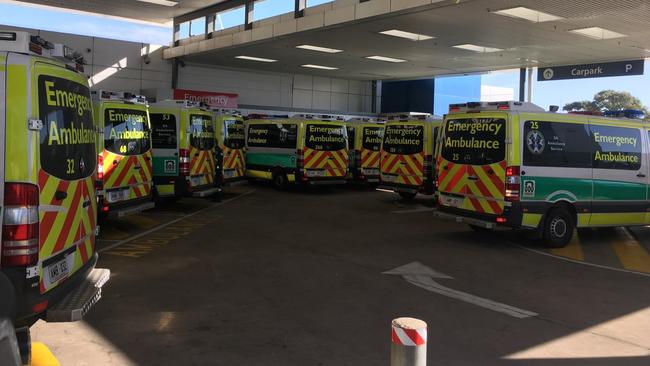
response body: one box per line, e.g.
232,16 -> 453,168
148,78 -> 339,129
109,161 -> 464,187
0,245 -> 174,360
223,170 -> 236,178
381,174 -> 397,182
191,176 -> 205,186
362,168 -> 379,175
108,189 -> 127,203
307,170 -> 325,177
44,253 -> 75,288
444,196 -> 464,208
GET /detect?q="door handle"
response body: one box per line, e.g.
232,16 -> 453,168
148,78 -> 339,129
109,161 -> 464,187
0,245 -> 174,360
637,173 -> 646,178
144,156 -> 151,161
467,176 -> 478,181
134,165 -> 142,170
54,191 -> 67,200
195,153 -> 200,157
113,160 -> 118,165
83,200 -> 91,208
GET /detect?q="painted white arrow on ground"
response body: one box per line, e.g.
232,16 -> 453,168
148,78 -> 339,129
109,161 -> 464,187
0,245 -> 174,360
383,262 -> 538,319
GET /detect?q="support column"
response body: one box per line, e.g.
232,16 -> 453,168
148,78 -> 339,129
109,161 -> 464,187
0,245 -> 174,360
295,0 -> 306,18
245,1 -> 254,30
518,68 -> 526,102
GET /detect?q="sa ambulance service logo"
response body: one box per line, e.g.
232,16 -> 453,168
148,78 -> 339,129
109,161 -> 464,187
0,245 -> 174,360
523,180 -> 535,197
542,68 -> 554,80
526,129 -> 546,155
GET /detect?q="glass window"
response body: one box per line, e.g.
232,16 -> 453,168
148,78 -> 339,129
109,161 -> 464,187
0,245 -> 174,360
178,22 -> 190,39
307,0 -> 334,6
189,115 -> 215,150
150,113 -> 177,149
38,75 -> 96,180
253,0 -> 294,21
215,6 -> 245,30
190,17 -> 205,36
346,126 -> 355,150
382,124 -> 424,155
305,124 -> 347,151
591,125 -> 641,170
441,118 -> 505,165
522,121 -> 592,168
247,123 -> 297,149
362,126 -> 384,151
223,119 -> 245,149
104,108 -> 150,155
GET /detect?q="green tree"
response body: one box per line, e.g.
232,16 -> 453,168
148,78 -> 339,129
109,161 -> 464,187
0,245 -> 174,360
563,90 -> 649,116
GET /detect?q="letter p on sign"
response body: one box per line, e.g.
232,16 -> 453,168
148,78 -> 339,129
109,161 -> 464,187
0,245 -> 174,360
626,64 -> 633,73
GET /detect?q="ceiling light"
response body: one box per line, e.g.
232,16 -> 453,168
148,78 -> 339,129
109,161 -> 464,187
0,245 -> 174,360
379,29 -> 434,41
235,55 -> 277,63
453,44 -> 502,53
569,27 -> 627,40
493,7 -> 563,22
365,55 -> 407,63
136,0 -> 179,6
295,45 -> 343,53
301,64 -> 338,70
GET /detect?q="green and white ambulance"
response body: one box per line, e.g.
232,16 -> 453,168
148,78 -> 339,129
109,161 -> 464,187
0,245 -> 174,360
435,101 -> 650,247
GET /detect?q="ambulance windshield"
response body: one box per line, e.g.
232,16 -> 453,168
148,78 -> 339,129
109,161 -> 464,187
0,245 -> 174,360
189,114 -> 215,150
382,124 -> 423,155
104,108 -> 151,155
305,124 -> 347,151
441,118 -> 505,165
223,119 -> 245,149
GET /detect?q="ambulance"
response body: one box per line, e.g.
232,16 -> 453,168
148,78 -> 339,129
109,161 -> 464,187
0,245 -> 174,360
379,114 -> 442,200
435,101 -> 650,248
93,91 -> 155,218
213,109 -> 246,185
346,118 -> 385,184
149,100 -> 220,199
245,114 -> 348,188
0,31 -> 109,362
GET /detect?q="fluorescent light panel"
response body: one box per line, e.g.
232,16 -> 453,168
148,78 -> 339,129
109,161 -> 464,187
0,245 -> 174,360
295,44 -> 343,53
301,64 -> 338,70
569,27 -> 627,40
493,7 -> 563,22
235,55 -> 277,62
453,44 -> 502,53
379,29 -> 434,41
365,55 -> 407,63
136,0 -> 179,6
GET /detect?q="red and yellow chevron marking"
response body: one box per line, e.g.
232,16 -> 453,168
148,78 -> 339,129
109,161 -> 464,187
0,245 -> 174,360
304,148 -> 348,177
437,158 -> 507,215
360,149 -> 380,170
37,169 -> 96,294
222,145 -> 245,179
189,146 -> 216,187
380,152 -> 425,187
102,150 -> 153,200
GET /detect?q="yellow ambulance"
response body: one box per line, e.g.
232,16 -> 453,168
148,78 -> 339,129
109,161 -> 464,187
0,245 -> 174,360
435,101 -> 650,248
92,91 -> 155,218
380,114 -> 442,200
346,118 -> 385,184
213,109 -> 246,185
149,100 -> 220,198
0,30 -> 109,362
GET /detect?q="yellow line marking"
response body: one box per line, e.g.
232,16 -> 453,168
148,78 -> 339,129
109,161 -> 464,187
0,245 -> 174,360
99,226 -> 132,240
31,342 -> 60,366
550,231 -> 584,261
126,214 -> 161,228
611,228 -> 650,274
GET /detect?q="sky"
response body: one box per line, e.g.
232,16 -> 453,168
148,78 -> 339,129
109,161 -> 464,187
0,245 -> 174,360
0,0 -> 647,113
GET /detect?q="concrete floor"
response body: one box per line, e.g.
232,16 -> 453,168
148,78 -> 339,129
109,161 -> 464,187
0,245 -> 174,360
32,185 -> 650,365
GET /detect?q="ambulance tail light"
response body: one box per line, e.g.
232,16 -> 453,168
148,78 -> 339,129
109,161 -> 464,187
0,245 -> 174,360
179,149 -> 190,176
2,183 -> 39,267
297,149 -> 304,169
505,166 -> 520,202
96,154 -> 104,189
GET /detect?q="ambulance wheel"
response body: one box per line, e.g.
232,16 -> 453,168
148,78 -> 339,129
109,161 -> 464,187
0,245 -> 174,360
543,208 -> 574,248
399,192 -> 417,200
272,171 -> 287,190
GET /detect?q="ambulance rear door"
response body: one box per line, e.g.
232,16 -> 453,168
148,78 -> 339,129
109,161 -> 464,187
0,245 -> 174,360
150,111 -> 179,178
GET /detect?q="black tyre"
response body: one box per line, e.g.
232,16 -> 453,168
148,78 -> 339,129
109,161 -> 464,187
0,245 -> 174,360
398,191 -> 417,200
543,208 -> 574,248
272,171 -> 287,190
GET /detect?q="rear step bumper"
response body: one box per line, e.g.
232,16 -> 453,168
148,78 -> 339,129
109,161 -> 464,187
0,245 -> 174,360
192,187 -> 222,197
433,210 -> 498,230
108,201 -> 155,219
307,179 -> 347,186
46,268 -> 110,322
379,184 -> 418,194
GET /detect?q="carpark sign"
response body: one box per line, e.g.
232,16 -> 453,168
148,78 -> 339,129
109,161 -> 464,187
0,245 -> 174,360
538,60 -> 644,81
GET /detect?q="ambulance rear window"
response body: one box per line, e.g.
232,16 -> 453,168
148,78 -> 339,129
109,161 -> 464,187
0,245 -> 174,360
150,113 -> 177,149
223,119 -> 245,149
104,108 -> 150,156
189,114 -> 215,150
441,118 -> 505,165
382,124 -> 423,155
305,124 -> 347,151
38,75 -> 96,180
362,126 -> 384,151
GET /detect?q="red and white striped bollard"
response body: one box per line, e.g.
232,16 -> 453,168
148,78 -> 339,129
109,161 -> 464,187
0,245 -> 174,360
390,317 -> 427,366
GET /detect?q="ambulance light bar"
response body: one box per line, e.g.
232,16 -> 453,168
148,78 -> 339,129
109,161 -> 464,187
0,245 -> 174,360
449,101 -> 545,113
92,90 -> 147,105
246,114 -> 289,120
212,108 -> 243,117
568,111 -> 601,116
602,109 -> 645,119
0,31 -> 85,72
293,114 -> 344,121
